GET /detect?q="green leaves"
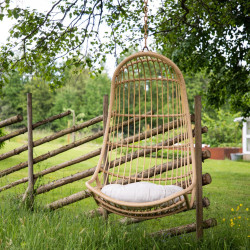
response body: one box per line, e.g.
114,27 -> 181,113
0,0 -> 248,117
154,0 -> 249,117
202,109 -> 242,147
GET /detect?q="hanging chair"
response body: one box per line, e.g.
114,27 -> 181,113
86,51 -> 196,219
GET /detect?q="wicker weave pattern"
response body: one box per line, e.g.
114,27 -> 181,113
86,51 -> 196,218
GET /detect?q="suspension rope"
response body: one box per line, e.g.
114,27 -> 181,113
143,0 -> 149,51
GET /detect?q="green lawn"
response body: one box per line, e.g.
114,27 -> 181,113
0,132 -> 249,249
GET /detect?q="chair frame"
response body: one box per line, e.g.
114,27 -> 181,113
86,52 -> 217,238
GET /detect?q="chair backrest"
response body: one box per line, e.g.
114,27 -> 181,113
99,51 -> 195,189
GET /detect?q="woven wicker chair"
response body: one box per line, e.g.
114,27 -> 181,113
86,51 -> 197,219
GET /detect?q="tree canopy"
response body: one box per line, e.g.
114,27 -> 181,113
0,0 -> 249,116
0,69 -> 111,131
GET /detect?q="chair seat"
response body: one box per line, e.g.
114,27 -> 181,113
101,182 -> 184,203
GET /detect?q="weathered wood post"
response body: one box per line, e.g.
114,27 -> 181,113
67,120 -> 70,143
72,110 -> 76,142
195,95 -> 203,239
103,95 -> 109,185
22,93 -> 34,207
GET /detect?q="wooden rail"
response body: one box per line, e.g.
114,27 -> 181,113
46,157 -> 211,210
0,112 -> 151,181
0,110 -> 71,143
150,218 -> 217,237
34,126 -> 208,195
0,94 -> 208,215
0,114 -> 103,161
0,115 -> 23,128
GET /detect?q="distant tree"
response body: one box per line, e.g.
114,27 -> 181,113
202,109 -> 242,147
0,0 -> 248,117
50,85 -> 79,130
20,77 -> 55,125
0,71 -> 26,128
184,71 -> 209,113
0,72 -> 55,128
84,74 -> 110,121
50,68 -> 110,131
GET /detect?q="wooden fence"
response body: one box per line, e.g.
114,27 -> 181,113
0,93 -> 211,211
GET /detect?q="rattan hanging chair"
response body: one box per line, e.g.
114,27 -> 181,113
86,51 -> 196,219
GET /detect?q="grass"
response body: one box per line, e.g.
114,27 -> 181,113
0,131 -> 249,249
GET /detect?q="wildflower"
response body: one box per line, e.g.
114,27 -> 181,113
234,217 -> 236,220
238,216 -> 241,219
240,204 -> 243,207
230,218 -> 233,222
246,208 -> 249,211
222,218 -> 226,222
231,208 -> 234,212
236,206 -> 240,211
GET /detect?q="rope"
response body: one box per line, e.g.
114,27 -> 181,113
143,0 -> 149,51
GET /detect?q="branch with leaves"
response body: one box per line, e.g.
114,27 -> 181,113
0,0 -> 249,116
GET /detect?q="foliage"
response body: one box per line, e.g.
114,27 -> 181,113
0,71 -> 26,128
0,0 -> 249,117
0,128 -> 5,149
0,68 -> 110,131
202,108 -> 242,147
184,71 -> 209,113
21,77 -> 55,125
0,72 -> 55,128
155,0 -> 249,117
50,68 -> 110,131
84,74 -> 110,119
0,69 -> 243,147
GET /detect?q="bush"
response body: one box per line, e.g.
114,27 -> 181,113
202,109 -> 242,147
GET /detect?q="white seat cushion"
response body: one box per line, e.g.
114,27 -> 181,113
101,182 -> 183,203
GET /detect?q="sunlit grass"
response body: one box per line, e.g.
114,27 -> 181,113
0,130 -> 249,249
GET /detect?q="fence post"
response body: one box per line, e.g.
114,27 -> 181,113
72,110 -> 76,142
195,95 -> 203,239
103,95 -> 109,185
22,93 -> 34,207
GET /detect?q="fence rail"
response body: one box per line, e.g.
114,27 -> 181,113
0,115 -> 23,128
0,93 -> 110,206
0,94 -> 209,211
0,110 -> 71,143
